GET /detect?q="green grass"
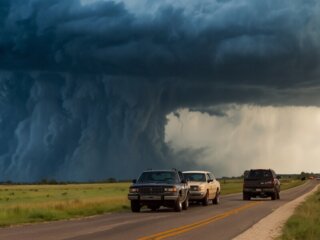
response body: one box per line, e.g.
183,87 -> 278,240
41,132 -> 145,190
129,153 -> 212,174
279,186 -> 320,240
0,183 -> 130,227
220,179 -> 244,195
0,179 -> 304,227
280,179 -> 306,191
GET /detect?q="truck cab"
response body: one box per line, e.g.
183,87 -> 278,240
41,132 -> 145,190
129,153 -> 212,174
128,169 -> 189,212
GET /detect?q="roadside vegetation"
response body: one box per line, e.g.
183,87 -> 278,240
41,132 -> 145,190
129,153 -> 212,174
279,186 -> 320,240
0,183 -> 129,227
279,178 -> 306,191
0,178 -> 305,227
220,178 -> 244,195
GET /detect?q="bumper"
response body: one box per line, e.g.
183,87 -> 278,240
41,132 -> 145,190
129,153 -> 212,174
128,194 -> 179,201
188,191 -> 206,200
243,188 -> 276,197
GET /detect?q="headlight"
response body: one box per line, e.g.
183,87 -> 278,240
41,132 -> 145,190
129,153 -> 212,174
164,187 -> 177,192
191,186 -> 205,191
129,188 -> 139,193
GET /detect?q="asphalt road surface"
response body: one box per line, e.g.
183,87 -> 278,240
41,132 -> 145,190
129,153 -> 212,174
0,180 -> 317,240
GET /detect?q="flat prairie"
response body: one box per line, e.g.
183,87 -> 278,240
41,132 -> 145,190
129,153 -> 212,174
0,179 -> 303,226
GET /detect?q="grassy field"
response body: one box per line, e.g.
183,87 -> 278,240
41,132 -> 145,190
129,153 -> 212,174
220,179 -> 244,195
0,183 -> 130,226
279,186 -> 320,240
0,178 -> 304,227
280,178 -> 306,191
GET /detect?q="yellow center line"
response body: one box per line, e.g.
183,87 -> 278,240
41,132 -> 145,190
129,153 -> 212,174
138,201 -> 262,240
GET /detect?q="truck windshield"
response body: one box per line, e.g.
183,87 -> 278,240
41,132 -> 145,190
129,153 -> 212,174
138,171 -> 178,183
183,173 -> 206,182
246,170 -> 272,179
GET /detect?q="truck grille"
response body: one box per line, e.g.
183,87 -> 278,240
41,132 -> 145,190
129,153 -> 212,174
190,185 -> 198,191
139,187 -> 163,195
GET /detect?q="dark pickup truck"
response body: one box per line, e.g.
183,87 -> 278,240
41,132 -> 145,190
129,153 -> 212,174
243,169 -> 281,200
128,169 -> 189,212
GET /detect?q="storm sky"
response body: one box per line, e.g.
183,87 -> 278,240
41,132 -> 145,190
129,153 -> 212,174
0,0 -> 320,181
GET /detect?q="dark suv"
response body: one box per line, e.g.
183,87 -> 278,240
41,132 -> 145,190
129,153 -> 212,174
243,169 -> 280,200
128,169 -> 189,212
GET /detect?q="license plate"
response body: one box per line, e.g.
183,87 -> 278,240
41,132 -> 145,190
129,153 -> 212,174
256,188 -> 262,192
141,196 -> 161,200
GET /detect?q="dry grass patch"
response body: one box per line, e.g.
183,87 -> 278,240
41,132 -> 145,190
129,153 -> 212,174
279,186 -> 320,240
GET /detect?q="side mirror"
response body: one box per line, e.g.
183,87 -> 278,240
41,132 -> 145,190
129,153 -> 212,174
207,179 -> 213,183
132,179 -> 137,184
181,179 -> 187,184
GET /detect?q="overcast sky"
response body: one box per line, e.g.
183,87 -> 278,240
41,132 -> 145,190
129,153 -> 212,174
0,0 -> 320,181
166,105 -> 320,176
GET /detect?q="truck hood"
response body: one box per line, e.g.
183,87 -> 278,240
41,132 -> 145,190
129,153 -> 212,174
188,181 -> 206,186
131,183 -> 177,187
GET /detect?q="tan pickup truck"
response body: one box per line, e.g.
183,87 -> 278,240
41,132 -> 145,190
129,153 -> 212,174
183,171 -> 221,205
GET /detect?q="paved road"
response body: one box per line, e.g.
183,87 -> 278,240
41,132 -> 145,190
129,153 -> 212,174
0,180 -> 317,240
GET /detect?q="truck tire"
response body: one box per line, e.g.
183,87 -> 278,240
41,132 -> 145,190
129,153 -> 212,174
213,190 -> 220,205
174,197 -> 183,212
243,193 -> 250,201
182,194 -> 189,210
131,200 -> 141,212
202,191 -> 209,206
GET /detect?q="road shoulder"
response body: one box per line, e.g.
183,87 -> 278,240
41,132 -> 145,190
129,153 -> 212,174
233,182 -> 320,240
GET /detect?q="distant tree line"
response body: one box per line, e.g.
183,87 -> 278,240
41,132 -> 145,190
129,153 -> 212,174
300,172 -> 319,180
0,177 -> 132,185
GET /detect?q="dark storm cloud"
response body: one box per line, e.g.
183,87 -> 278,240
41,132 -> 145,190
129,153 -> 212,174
2,0 -> 320,84
0,0 -> 319,181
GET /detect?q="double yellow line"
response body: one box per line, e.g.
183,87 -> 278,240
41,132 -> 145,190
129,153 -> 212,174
139,201 -> 262,240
